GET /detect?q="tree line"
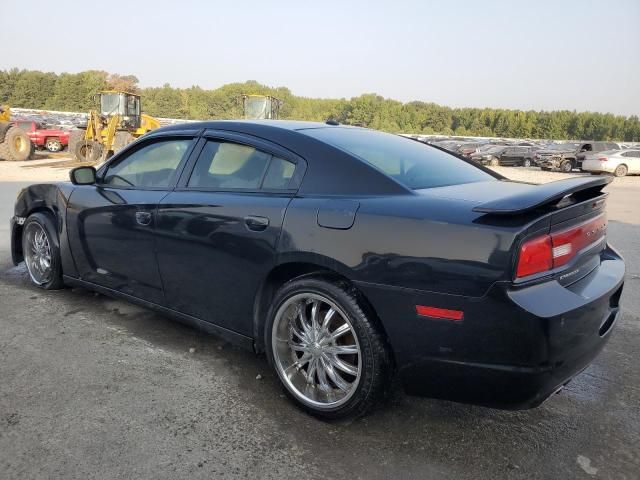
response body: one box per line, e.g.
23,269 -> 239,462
1,68 -> 638,141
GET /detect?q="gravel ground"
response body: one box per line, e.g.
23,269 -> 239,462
0,165 -> 638,479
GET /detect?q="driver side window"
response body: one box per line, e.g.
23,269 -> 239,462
102,139 -> 191,188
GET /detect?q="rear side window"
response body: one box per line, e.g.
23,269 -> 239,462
303,127 -> 495,189
188,140 -> 296,190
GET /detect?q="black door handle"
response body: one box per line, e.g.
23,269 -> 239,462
244,215 -> 269,231
135,211 -> 152,226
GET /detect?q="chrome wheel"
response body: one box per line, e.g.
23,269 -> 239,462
24,222 -> 53,285
46,139 -> 62,152
272,293 -> 362,410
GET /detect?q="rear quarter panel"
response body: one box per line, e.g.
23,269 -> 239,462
279,195 -> 522,297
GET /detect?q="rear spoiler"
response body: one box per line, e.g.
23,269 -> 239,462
472,176 -> 612,215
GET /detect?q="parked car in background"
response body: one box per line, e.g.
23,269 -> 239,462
469,145 -> 509,165
495,146 -> 539,167
536,141 -> 620,172
457,142 -> 488,157
576,142 -> 620,170
14,121 -> 70,152
581,149 -> 640,177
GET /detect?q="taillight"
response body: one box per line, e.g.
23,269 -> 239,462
516,235 -> 553,278
516,213 -> 607,279
598,157 -> 608,162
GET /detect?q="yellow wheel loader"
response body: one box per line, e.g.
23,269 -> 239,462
69,91 -> 161,163
241,94 -> 282,120
0,105 -> 34,161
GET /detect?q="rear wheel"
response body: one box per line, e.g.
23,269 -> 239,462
22,212 -> 64,290
266,277 -> 392,419
68,129 -> 85,160
523,158 -> 532,167
113,131 -> 135,153
0,126 -> 32,161
45,137 -> 62,152
614,164 -> 628,177
74,139 -> 103,163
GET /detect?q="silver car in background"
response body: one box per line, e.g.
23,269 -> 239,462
581,149 -> 640,177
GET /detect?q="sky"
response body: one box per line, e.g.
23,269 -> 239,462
3,0 -> 639,116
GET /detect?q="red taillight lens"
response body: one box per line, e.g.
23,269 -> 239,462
516,213 -> 607,279
598,157 -> 608,162
516,235 -> 553,278
550,213 -> 607,267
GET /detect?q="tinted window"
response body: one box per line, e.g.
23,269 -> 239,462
622,150 -> 640,157
303,128 -> 495,189
103,139 -> 191,188
188,141 -> 271,189
263,156 -> 295,189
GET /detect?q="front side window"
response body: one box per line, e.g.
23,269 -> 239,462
102,139 -> 191,188
189,140 -> 294,190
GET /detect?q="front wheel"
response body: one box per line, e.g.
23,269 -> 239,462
560,160 -> 573,173
266,277 -> 392,419
22,212 -> 64,289
523,158 -> 532,168
489,157 -> 499,166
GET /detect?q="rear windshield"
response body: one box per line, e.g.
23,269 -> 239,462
303,128 -> 495,189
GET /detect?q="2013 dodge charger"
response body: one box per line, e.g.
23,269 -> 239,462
10,121 -> 625,419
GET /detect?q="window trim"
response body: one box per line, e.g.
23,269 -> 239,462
95,133 -> 199,191
176,129 -> 306,194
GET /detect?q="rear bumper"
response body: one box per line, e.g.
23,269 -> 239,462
355,245 -> 625,409
582,160 -> 614,173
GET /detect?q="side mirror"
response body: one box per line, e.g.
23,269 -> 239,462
70,166 -> 97,185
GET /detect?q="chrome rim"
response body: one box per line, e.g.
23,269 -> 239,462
46,140 -> 61,152
24,222 -> 52,285
272,293 -> 362,409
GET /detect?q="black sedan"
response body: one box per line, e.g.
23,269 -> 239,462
10,121 -> 624,419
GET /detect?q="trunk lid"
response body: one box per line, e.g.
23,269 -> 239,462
419,177 -> 611,285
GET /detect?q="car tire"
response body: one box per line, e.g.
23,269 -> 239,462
21,212 -> 64,290
0,126 -> 32,161
523,159 -> 532,168
560,160 -> 573,173
614,164 -> 628,177
490,157 -> 499,166
265,276 -> 392,419
74,139 -> 103,163
45,138 -> 62,152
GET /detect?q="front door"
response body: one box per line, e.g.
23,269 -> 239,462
66,136 -> 195,304
155,135 -> 303,336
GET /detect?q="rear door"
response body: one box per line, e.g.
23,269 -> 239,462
155,131 -> 306,335
500,147 -> 518,165
66,133 -> 197,304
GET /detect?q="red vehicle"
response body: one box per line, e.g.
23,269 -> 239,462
14,121 -> 70,152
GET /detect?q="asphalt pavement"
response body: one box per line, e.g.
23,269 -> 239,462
0,180 -> 638,480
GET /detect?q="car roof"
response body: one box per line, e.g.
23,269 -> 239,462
155,119 -> 347,133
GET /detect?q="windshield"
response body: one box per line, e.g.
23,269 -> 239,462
303,128 -> 495,189
101,94 -> 123,116
244,97 -> 270,119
